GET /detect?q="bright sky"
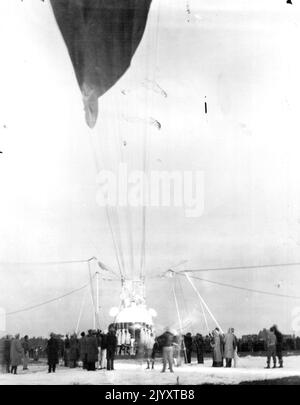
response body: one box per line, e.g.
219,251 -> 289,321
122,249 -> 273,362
0,0 -> 300,337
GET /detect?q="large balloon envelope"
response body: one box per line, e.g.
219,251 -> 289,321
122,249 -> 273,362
50,0 -> 152,128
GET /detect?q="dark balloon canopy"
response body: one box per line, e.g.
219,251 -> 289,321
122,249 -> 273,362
50,0 -> 152,128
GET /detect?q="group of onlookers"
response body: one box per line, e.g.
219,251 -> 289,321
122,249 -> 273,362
156,327 -> 238,373
209,327 -> 238,368
263,325 -> 284,368
0,334 -> 30,374
0,323 -> 286,374
46,328 -> 118,373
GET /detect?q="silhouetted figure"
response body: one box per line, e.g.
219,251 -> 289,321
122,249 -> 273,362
86,330 -> 98,371
4,335 -> 12,373
194,333 -> 204,364
271,325 -> 284,368
22,335 -> 30,370
265,328 -> 277,369
106,328 -> 117,371
46,333 -> 59,373
79,332 -> 88,370
64,335 -> 70,367
184,333 -> 193,364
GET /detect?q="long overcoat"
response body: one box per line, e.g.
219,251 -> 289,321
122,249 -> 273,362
10,338 -> 23,367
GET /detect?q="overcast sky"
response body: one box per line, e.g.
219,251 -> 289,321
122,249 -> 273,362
0,0 -> 300,337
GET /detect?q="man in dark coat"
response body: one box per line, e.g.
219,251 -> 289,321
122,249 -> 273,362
86,330 -> 98,371
194,333 -> 204,364
46,333 -> 59,373
22,335 -> 30,370
184,333 -> 193,364
64,334 -> 70,367
106,328 -> 117,371
271,325 -> 284,368
79,332 -> 88,370
4,335 -> 12,373
69,334 -> 79,368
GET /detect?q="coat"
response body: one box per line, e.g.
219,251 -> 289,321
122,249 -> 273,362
22,340 -> 30,355
10,338 -> 23,367
266,331 -> 277,348
4,338 -> 11,363
274,330 -> 283,351
86,335 -> 98,363
46,337 -> 59,365
106,332 -> 117,351
69,337 -> 79,361
184,335 -> 193,351
79,336 -> 88,360
211,334 -> 223,363
224,332 -> 237,359
194,336 -> 204,353
160,332 -> 174,347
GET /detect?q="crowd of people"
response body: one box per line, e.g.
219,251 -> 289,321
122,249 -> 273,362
157,325 -> 285,372
157,327 -> 238,372
0,328 -> 118,375
0,323 -> 291,375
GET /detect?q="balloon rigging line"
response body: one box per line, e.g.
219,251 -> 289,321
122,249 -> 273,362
177,261 -> 300,273
179,273 -> 300,300
184,273 -> 224,334
3,280 -> 93,316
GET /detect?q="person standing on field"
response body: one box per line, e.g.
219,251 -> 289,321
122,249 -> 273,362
265,328 -> 277,369
46,333 -> 59,373
161,328 -> 175,373
22,335 -> 30,370
224,328 -> 237,368
271,325 -> 283,368
10,334 -> 23,375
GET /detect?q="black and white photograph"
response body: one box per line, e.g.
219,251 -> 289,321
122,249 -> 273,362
0,0 -> 300,388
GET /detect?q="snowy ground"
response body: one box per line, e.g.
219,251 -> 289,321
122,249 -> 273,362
0,356 -> 300,385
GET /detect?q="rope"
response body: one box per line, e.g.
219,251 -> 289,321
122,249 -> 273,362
171,276 -> 188,363
182,273 -> 300,300
0,259 -> 91,266
177,275 -> 189,324
176,273 -> 209,334
139,124 -> 147,280
184,273 -> 224,333
199,297 -> 210,335
108,90 -> 128,278
139,0 -> 162,280
177,261 -> 300,273
4,282 -> 90,316
114,88 -> 135,276
88,260 -> 98,329
89,132 -> 125,279
75,287 -> 88,334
